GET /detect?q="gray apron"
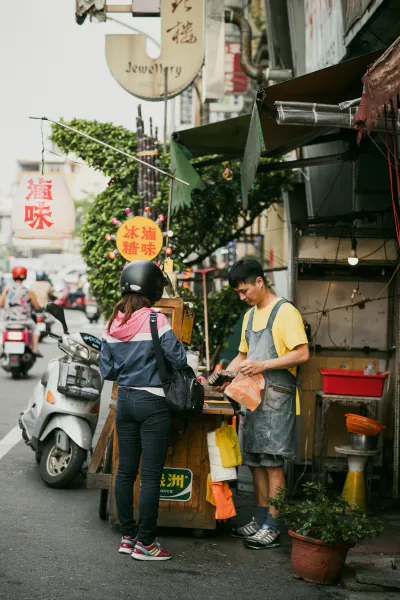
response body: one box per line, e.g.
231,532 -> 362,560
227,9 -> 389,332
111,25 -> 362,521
243,299 -> 296,460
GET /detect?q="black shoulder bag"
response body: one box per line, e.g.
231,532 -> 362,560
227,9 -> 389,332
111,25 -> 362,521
149,313 -> 204,417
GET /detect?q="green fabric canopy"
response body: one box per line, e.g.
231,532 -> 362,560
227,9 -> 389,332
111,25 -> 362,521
169,140 -> 206,213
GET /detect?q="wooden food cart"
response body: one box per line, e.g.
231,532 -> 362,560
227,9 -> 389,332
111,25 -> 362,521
87,298 -> 234,532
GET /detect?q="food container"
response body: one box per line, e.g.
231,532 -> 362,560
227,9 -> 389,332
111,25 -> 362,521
349,433 -> 379,451
345,413 -> 385,436
319,369 -> 387,397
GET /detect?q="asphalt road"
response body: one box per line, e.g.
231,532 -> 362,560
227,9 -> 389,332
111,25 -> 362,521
0,310 -> 328,600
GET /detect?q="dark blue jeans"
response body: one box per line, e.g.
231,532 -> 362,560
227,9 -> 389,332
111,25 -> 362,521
115,387 -> 172,546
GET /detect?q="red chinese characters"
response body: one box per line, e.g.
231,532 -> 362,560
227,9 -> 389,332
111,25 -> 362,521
24,178 -> 54,230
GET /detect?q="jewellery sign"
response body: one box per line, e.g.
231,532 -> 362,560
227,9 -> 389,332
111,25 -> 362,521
105,0 -> 204,101
116,216 -> 163,261
160,467 -> 192,502
12,175 -> 75,239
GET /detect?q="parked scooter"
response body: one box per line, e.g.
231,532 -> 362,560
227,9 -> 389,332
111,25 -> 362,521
19,303 -> 103,488
85,297 -> 101,324
2,323 -> 36,379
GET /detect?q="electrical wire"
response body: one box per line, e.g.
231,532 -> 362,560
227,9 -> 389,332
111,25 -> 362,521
44,147 -> 89,167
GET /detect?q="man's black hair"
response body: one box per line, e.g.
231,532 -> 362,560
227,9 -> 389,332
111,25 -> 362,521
228,259 -> 266,288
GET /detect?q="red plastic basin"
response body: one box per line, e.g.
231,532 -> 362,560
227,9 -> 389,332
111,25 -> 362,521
319,369 -> 387,397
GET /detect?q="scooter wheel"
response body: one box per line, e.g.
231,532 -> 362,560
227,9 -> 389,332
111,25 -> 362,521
11,368 -> 21,380
40,434 -> 86,489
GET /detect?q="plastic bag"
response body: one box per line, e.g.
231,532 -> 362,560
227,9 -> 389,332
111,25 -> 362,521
224,372 -> 264,411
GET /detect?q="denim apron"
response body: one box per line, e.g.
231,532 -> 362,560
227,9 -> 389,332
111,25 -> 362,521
243,299 -> 296,460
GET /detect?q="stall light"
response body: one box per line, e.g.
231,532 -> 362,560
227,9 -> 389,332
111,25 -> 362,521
124,207 -> 132,215
348,238 -> 359,266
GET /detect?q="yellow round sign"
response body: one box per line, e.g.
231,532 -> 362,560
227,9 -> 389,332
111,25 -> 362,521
116,216 -> 163,262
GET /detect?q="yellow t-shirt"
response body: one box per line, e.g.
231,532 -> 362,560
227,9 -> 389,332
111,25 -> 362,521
239,298 -> 308,416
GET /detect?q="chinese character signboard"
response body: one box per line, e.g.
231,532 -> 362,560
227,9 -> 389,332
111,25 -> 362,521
160,467 -> 192,502
116,216 -> 163,262
305,0 -> 345,72
224,42 -> 248,95
12,175 -> 75,240
105,0 -> 204,100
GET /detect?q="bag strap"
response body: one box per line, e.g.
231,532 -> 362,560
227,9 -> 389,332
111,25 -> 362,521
149,313 -> 170,384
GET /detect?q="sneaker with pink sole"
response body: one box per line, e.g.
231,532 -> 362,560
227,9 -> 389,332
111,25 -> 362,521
132,540 -> 171,561
119,535 -> 137,554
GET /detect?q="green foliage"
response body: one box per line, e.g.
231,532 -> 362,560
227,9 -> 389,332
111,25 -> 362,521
269,482 -> 384,546
180,286 -> 244,360
50,118 -> 291,348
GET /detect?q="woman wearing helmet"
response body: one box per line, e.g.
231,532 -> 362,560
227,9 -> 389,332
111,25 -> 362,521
0,266 -> 42,356
100,261 -> 187,561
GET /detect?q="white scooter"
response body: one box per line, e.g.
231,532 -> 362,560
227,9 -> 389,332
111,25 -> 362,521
19,303 -> 103,488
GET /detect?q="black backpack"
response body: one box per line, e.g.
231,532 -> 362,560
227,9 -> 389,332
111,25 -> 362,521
149,313 -> 204,417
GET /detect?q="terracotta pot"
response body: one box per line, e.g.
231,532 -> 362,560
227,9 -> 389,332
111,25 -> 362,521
289,529 -> 352,585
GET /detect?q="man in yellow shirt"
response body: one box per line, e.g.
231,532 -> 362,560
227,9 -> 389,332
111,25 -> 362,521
224,259 -> 309,549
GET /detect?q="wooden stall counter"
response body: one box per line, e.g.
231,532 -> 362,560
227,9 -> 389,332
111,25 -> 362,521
87,384 -> 234,532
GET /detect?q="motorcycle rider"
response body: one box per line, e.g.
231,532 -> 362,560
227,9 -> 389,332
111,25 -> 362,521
100,261 -> 187,561
0,266 -> 43,357
31,271 -> 55,309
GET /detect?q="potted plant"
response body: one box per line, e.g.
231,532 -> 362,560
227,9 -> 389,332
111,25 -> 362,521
269,482 -> 384,585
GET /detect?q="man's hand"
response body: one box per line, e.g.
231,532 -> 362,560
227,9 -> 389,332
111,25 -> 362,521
215,381 -> 231,393
240,360 -> 266,377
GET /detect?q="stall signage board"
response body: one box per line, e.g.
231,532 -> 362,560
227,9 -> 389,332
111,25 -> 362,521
106,0 -> 204,101
12,175 -> 75,240
116,216 -> 163,262
160,467 -> 192,502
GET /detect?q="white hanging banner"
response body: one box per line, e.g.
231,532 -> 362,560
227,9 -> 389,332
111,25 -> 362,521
105,0 -> 204,101
12,175 -> 75,240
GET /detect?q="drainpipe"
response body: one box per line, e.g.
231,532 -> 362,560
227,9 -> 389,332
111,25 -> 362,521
224,9 -> 292,83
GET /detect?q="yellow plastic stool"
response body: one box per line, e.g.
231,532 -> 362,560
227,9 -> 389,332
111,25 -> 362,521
335,446 -> 378,511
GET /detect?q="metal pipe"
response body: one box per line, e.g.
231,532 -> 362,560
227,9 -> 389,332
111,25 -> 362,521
224,9 -> 292,83
29,116 -> 190,186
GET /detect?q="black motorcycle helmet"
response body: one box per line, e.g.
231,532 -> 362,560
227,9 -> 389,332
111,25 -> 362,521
119,260 -> 164,305
36,271 -> 47,281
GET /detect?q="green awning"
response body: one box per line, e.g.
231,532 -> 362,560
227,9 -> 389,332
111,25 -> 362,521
173,49 -> 385,208
241,104 -> 265,209
169,140 -> 206,212
172,114 -> 251,160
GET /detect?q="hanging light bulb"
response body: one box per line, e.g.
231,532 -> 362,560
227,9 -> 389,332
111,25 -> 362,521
105,233 -> 112,241
348,238 -> 359,266
111,217 -> 121,227
166,247 -> 173,255
157,214 -> 165,223
125,207 -> 132,215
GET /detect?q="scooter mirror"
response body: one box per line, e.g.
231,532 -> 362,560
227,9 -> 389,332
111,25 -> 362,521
46,302 -> 69,334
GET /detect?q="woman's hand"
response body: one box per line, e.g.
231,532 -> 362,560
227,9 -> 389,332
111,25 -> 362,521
240,360 -> 266,377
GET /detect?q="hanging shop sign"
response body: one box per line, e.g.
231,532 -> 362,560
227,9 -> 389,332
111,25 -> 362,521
12,175 -> 75,240
224,42 -> 249,95
105,0 -> 204,101
305,0 -> 346,72
160,467 -> 192,502
116,216 -> 163,262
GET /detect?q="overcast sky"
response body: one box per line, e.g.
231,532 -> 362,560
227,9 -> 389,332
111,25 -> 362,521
0,0 -> 163,203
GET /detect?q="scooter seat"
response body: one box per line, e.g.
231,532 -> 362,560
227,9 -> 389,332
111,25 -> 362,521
5,323 -> 29,331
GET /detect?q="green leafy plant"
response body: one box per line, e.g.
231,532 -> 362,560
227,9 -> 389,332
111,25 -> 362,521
269,482 -> 384,546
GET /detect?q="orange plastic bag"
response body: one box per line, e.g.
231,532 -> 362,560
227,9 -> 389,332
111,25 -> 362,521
212,481 -> 237,520
225,372 -> 264,411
